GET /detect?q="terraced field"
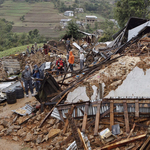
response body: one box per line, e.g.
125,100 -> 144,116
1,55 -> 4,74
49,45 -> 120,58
0,1 -> 67,38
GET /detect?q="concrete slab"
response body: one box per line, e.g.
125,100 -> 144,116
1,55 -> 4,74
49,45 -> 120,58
106,67 -> 150,97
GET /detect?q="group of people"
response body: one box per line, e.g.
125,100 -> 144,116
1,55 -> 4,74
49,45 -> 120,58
21,64 -> 44,97
26,42 -> 57,56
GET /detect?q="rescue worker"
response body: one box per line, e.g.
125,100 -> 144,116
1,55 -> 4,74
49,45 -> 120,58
22,65 -> 34,97
80,50 -> 84,69
56,56 -> 64,77
68,51 -> 74,72
33,67 -> 41,93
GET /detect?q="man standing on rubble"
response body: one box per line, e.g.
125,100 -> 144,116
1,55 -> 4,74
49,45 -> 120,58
66,38 -> 70,53
80,50 -> 84,69
68,51 -> 74,72
26,46 -> 30,56
56,56 -> 64,77
22,65 -> 34,97
33,67 -> 41,94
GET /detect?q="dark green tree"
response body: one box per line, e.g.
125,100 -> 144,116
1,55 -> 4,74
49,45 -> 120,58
114,0 -> 150,28
66,21 -> 80,39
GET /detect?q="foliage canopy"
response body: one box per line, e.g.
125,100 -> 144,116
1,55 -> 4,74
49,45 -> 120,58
114,0 -> 150,28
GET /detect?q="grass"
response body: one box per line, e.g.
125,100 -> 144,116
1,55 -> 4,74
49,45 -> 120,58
0,43 -> 44,58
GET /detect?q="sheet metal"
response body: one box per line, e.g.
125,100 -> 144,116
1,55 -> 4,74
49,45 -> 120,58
12,104 -> 33,116
128,21 -> 150,41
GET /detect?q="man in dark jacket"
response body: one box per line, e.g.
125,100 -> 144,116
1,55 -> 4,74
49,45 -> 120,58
22,65 -> 34,97
33,67 -> 41,93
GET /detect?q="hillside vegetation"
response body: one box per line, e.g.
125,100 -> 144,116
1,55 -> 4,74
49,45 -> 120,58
0,0 -> 115,38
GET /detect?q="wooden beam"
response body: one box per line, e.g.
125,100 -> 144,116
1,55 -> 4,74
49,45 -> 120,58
94,101 -> 101,135
123,100 -> 130,133
82,103 -> 89,133
131,141 -> 143,150
110,100 -> 114,130
135,100 -> 139,117
101,134 -> 146,150
127,123 -> 135,139
63,105 -> 75,134
140,136 -> 150,150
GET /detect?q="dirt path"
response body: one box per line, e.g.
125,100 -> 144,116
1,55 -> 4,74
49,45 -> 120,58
0,93 -> 37,118
0,138 -> 22,150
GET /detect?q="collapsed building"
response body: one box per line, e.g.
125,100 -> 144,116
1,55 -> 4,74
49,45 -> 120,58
0,17 -> 150,149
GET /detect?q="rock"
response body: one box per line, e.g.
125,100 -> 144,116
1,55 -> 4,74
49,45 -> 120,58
0,120 -> 8,127
0,132 -> 4,137
24,132 -> 33,142
36,135 -> 43,144
12,136 -> 18,141
48,129 -> 60,139
30,142 -> 35,148
88,135 -> 94,140
6,127 -> 13,135
17,129 -> 24,136
13,125 -> 21,130
0,125 -> 4,131
48,119 -> 55,125
20,132 -> 27,137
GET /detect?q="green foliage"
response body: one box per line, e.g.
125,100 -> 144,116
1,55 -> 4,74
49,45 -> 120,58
66,21 -> 82,39
20,15 -> 25,21
0,18 -> 46,52
99,19 -> 119,42
114,0 -> 150,28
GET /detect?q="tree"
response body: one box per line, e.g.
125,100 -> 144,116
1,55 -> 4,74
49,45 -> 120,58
66,21 -> 81,39
114,0 -> 150,28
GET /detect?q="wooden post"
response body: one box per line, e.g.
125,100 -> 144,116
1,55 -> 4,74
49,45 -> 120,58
110,100 -> 114,130
63,105 -> 75,134
99,83 -> 103,99
82,102 -> 89,133
94,101 -> 101,135
123,100 -> 130,133
135,100 -> 139,117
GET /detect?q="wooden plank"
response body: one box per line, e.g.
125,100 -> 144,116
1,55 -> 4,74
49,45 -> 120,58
94,101 -> 101,135
63,105 -> 75,134
140,136 -> 150,150
127,123 -> 135,139
123,100 -> 130,133
77,128 -> 88,150
110,100 -> 114,130
131,141 -> 143,150
101,134 -> 146,150
135,100 -> 139,117
82,103 -> 89,133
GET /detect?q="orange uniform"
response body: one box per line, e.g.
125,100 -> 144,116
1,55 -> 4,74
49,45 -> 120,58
68,51 -> 74,64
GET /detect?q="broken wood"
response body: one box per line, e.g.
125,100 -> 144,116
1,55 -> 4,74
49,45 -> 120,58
94,101 -> 101,135
127,123 -> 135,139
66,113 -> 83,150
110,100 -> 114,130
140,136 -> 150,150
77,128 -> 88,150
63,105 -> 75,134
82,102 -> 89,133
131,141 -> 143,150
101,134 -> 146,150
123,100 -> 130,133
135,100 -> 139,117
39,90 -> 70,128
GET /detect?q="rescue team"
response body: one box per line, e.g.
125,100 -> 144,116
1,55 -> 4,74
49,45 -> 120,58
23,39 -> 84,97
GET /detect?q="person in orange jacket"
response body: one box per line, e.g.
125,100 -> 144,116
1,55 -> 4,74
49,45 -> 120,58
68,51 -> 74,71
